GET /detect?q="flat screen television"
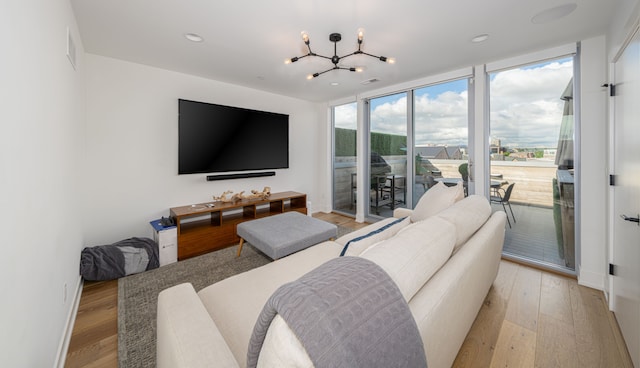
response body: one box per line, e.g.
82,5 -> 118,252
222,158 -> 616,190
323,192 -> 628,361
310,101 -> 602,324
178,99 -> 289,175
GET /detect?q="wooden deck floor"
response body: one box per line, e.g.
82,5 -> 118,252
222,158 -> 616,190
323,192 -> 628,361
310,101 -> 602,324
495,203 -> 574,271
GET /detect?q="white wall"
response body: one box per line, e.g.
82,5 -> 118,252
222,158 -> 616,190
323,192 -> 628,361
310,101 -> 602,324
578,36 -> 609,289
83,55 -> 324,245
0,0 -> 86,366
608,0 -> 640,60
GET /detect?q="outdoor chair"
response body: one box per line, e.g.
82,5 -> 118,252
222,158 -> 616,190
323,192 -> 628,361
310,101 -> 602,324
491,183 -> 516,228
416,175 -> 437,191
491,180 -> 509,196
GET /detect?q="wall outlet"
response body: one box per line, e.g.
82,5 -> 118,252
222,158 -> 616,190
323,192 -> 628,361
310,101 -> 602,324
63,282 -> 68,304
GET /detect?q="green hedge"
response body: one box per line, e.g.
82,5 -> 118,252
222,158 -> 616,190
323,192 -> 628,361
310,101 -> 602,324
335,128 -> 406,157
335,128 -> 357,156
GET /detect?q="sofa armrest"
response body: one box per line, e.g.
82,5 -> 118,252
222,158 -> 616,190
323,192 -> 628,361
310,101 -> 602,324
393,208 -> 413,219
157,283 -> 239,368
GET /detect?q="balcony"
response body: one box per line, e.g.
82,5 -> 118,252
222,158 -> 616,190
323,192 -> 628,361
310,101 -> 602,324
334,157 -> 575,271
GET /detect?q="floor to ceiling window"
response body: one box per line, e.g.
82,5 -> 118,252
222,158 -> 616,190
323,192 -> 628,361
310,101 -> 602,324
331,47 -> 578,274
367,92 -> 409,217
413,79 -> 469,206
489,56 -> 576,271
332,102 -> 357,216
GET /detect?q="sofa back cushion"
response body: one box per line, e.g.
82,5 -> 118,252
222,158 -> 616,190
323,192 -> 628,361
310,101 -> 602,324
335,216 -> 411,256
411,181 -> 464,223
434,194 -> 492,252
360,216 -> 456,301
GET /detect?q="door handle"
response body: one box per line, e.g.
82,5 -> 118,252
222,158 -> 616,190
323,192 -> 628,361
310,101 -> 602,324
620,214 -> 640,225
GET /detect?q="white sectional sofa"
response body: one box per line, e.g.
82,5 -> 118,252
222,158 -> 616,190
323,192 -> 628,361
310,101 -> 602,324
157,184 -> 507,368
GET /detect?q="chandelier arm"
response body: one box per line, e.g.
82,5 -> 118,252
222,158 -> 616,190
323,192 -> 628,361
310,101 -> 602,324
313,66 -> 341,78
314,54 -> 333,61
338,51 -> 359,61
358,51 -> 382,59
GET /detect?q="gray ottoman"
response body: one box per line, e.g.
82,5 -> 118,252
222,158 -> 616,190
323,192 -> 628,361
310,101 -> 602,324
236,212 -> 338,259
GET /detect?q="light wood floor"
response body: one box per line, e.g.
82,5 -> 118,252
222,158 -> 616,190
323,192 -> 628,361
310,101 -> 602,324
65,212 -> 632,367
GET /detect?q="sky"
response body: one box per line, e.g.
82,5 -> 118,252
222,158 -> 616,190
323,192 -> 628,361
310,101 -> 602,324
334,57 -> 574,149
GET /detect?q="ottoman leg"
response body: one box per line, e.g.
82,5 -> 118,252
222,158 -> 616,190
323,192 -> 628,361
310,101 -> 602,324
237,238 -> 245,257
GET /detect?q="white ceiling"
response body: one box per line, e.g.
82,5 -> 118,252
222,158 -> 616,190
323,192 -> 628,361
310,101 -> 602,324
70,0 -> 618,103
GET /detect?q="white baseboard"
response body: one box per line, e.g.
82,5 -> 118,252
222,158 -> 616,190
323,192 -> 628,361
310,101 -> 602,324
578,268 -> 605,290
54,277 -> 83,368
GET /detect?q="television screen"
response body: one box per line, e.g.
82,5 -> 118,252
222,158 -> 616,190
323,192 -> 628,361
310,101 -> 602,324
178,99 -> 289,175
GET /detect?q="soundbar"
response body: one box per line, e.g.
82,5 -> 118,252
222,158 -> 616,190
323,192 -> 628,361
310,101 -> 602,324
206,171 -> 276,181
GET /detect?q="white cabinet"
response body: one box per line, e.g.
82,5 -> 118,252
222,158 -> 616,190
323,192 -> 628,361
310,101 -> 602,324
150,219 -> 177,266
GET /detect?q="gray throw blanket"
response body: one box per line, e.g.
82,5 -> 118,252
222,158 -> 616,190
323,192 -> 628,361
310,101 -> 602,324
247,256 -> 427,368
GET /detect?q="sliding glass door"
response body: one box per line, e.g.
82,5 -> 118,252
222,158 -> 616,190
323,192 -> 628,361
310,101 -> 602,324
489,56 -> 576,271
363,79 -> 470,218
368,92 -> 409,217
413,79 -> 469,206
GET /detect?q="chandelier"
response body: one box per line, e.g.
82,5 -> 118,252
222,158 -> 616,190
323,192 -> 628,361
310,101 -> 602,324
285,29 -> 395,80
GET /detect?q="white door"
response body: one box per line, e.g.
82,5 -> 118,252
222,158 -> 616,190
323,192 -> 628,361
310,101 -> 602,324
612,26 -> 640,367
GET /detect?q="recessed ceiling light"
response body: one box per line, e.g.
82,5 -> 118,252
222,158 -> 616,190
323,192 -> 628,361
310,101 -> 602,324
330,82 -> 339,86
184,33 -> 204,42
471,34 -> 490,43
531,3 -> 577,24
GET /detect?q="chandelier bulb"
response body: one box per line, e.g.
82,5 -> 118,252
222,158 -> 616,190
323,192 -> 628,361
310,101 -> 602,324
357,28 -> 365,43
301,31 -> 310,45
306,74 -> 314,80
386,57 -> 396,64
355,67 -> 364,73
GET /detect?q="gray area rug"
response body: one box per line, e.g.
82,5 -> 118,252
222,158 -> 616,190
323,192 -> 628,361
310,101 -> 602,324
118,225 -> 352,367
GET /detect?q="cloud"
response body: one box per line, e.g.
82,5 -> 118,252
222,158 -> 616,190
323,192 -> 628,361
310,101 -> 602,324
334,102 -> 357,129
413,90 -> 468,146
370,96 -> 409,135
370,89 -> 469,146
337,59 -> 573,149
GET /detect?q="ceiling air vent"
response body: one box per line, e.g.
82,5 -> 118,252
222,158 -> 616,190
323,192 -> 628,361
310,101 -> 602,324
361,78 -> 380,85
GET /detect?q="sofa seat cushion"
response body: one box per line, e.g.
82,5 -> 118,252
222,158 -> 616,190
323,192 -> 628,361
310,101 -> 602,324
361,216 -> 456,301
197,241 -> 343,367
335,216 -> 411,256
157,283 -> 240,368
434,195 -> 492,252
411,182 -> 464,222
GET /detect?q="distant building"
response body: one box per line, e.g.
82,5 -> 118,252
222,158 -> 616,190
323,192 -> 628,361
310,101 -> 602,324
415,146 -> 449,159
543,149 -> 557,159
445,146 -> 463,159
415,145 -> 465,160
490,137 -> 501,154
